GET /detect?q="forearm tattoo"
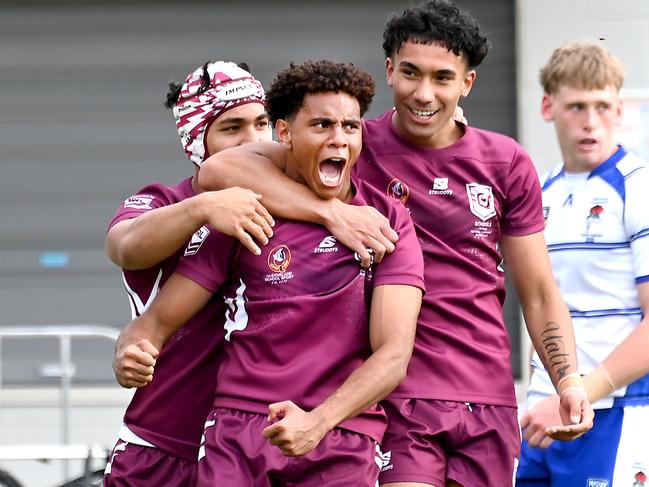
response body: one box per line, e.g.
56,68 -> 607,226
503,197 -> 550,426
541,321 -> 570,380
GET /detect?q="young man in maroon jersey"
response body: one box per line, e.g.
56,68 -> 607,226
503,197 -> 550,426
114,59 -> 425,486
103,61 -> 275,486
196,2 -> 594,486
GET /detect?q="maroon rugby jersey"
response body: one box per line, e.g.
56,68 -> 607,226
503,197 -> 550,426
109,177 -> 226,461
176,182 -> 425,443
355,110 -> 545,407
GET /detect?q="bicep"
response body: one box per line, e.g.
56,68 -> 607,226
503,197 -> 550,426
369,284 -> 422,352
106,219 -> 134,265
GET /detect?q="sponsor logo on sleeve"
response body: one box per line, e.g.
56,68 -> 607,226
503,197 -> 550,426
466,183 -> 496,221
123,194 -> 155,209
184,226 -> 210,256
587,480 -> 609,487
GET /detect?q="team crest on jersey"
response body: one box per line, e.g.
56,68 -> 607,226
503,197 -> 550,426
633,469 -> 647,486
466,183 -> 496,221
123,194 -> 155,209
268,245 -> 291,273
184,226 -> 210,256
583,204 -> 605,242
587,480 -> 608,487
387,178 -> 410,204
588,204 -> 604,219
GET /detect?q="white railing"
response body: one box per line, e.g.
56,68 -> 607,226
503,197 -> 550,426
0,325 -> 120,484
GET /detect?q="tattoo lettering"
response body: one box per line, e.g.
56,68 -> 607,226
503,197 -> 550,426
541,322 -> 570,380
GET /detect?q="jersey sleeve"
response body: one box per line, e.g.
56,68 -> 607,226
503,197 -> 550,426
624,166 -> 649,283
501,145 -> 546,236
175,225 -> 237,293
108,182 -> 175,231
373,200 -> 426,292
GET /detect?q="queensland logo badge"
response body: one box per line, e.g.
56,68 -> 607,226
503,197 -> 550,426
387,178 -> 410,204
267,245 -> 291,273
466,183 -> 496,221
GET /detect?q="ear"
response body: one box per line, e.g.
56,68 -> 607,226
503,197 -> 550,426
614,97 -> 623,127
274,119 -> 292,149
461,69 -> 476,97
385,57 -> 394,87
541,93 -> 554,122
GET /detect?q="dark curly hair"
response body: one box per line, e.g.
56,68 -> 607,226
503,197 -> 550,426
265,60 -> 375,123
382,0 -> 490,69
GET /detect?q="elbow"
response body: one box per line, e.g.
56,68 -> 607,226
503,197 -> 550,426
198,155 -> 228,191
385,348 -> 413,387
107,236 -> 144,270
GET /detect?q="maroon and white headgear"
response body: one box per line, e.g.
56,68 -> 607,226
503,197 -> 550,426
173,61 -> 266,167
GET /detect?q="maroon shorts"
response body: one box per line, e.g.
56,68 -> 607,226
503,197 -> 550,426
198,407 -> 380,487
103,440 -> 197,487
379,398 -> 520,486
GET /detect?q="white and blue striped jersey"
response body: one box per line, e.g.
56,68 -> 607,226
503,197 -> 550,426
527,146 -> 649,409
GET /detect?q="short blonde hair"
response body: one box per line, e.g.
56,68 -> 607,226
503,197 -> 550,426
540,41 -> 624,94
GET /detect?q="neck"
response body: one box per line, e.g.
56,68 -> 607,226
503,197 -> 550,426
563,144 -> 618,173
337,178 -> 354,203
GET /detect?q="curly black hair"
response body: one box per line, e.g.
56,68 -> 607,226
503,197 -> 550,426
163,61 -> 253,109
382,0 -> 490,68
265,60 -> 375,123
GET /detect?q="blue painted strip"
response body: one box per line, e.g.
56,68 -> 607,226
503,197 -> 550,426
39,252 -> 70,268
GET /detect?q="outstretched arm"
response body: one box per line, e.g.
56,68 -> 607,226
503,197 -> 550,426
199,142 -> 399,267
261,284 -> 422,456
501,231 -> 593,438
113,273 -> 213,388
107,187 -> 273,270
521,282 -> 649,448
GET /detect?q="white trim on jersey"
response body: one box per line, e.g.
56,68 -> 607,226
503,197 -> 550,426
117,423 -> 156,448
122,269 -> 163,319
223,278 -> 249,342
